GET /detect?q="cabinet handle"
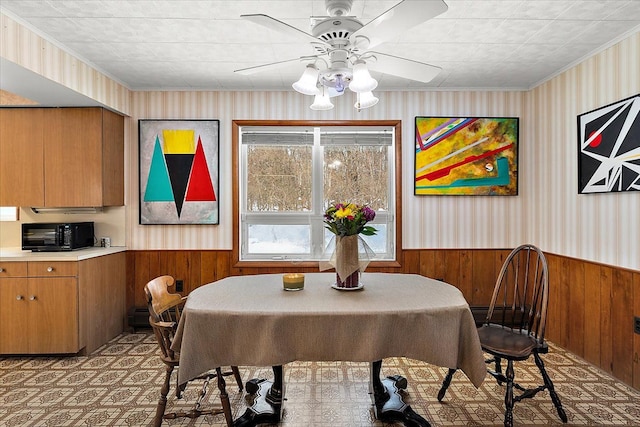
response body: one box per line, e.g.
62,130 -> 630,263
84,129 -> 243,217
29,295 -> 37,301
16,295 -> 24,300
47,267 -> 54,272
0,267 -> 4,272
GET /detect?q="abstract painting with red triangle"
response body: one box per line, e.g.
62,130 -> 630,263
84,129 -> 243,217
139,120 -> 219,224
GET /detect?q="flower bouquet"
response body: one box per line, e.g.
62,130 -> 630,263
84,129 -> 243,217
320,203 -> 376,289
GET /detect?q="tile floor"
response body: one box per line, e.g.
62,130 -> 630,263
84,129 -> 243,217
1,332 -> 639,426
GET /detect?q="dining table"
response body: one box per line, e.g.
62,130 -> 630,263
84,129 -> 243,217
171,272 -> 486,427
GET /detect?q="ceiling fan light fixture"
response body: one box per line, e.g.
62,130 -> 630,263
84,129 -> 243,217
292,64 -> 320,95
310,87 -> 334,110
355,91 -> 379,110
349,60 -> 378,93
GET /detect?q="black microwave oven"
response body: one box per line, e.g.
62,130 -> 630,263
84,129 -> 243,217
22,222 -> 95,252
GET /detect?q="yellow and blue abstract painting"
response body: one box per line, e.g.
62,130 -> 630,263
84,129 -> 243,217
414,117 -> 519,196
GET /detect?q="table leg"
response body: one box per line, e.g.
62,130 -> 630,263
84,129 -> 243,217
370,360 -> 431,427
233,365 -> 284,427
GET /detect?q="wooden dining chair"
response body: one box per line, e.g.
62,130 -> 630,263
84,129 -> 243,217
437,244 -> 567,427
144,275 -> 243,427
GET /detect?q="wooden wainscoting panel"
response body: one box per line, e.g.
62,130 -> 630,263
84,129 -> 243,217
545,255 -> 563,346
459,250 -> 473,302
401,250 -> 420,275
568,258 -> 586,357
634,272 -> 640,390
471,250 -> 497,306
443,250 -> 465,297
419,250 -> 437,279
125,248 -> 640,392
215,250 -> 232,282
600,265 -> 614,374
612,269 -> 634,385
133,251 -> 151,308
583,262 -> 602,366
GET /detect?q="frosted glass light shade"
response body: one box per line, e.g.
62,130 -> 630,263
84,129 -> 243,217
310,91 -> 334,110
355,91 -> 379,109
349,60 -> 378,93
292,65 -> 320,95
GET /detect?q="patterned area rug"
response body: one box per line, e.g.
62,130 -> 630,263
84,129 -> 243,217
1,332 -> 639,426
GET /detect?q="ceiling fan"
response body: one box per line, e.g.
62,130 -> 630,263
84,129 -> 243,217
235,0 -> 448,110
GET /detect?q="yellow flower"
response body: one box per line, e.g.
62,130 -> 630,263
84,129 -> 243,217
334,206 -> 353,219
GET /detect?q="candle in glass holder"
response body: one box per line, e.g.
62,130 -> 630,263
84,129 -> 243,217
283,273 -> 304,291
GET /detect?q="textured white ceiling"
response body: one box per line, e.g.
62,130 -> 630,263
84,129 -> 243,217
1,0 -> 640,92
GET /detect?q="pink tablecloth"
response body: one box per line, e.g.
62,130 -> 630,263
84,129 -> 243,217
172,272 -> 486,387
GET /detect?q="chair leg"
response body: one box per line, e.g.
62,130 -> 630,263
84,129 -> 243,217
534,353 -> 568,423
504,360 -> 514,427
495,356 -> 503,385
154,364 -> 174,427
216,367 -> 233,427
232,366 -> 243,391
437,368 -> 456,401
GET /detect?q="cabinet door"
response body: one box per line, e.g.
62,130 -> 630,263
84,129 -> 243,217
44,108 -> 103,207
101,109 -> 124,206
0,278 -> 29,353
0,108 -> 44,206
28,277 -> 79,353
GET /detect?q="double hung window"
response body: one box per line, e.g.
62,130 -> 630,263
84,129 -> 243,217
236,121 -> 399,263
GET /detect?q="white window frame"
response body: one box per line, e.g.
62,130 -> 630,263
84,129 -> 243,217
237,123 -> 398,263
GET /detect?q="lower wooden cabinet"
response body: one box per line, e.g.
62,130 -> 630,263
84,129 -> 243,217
0,253 -> 125,355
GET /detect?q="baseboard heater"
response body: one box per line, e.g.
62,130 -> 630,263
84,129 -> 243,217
127,307 -> 151,331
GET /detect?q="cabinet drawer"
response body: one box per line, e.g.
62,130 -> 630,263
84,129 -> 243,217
28,261 -> 77,277
0,262 -> 28,277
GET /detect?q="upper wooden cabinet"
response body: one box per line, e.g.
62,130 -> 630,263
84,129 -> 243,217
0,107 -> 124,207
0,108 -> 45,206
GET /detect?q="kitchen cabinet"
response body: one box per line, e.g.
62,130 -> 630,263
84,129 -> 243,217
0,109 -> 45,206
0,261 -> 78,354
0,107 -> 124,207
0,251 -> 126,355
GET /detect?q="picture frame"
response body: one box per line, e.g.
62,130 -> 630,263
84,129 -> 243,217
139,119 -> 220,224
414,116 -> 519,196
577,93 -> 640,194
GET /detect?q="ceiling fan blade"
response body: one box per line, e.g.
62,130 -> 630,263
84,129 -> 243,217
234,58 -> 308,75
350,0 -> 448,50
241,14 -> 327,46
367,52 -> 441,83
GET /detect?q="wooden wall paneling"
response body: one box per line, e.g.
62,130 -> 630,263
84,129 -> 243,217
419,251 -> 436,279
545,255 -> 562,345
133,251 -> 151,308
433,251 -> 446,281
401,250 -> 420,275
459,250 -> 473,303
611,269 -> 634,385
215,251 -> 232,282
125,251 -> 136,315
440,250 -> 463,297
568,258 -> 585,357
156,251 -> 176,281
600,266 -> 614,374
582,262 -> 602,366
470,251 -> 497,306
633,271 -> 640,390
200,251 -> 217,286
172,250 -> 198,295
556,257 -> 571,349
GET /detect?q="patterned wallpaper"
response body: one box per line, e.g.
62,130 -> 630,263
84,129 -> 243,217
2,12 -> 639,270
525,32 -> 640,271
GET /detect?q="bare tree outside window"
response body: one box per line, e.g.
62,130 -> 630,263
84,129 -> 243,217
238,123 -> 397,262
246,145 -> 312,212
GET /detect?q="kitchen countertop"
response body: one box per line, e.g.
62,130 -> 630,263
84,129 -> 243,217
0,246 -> 126,261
